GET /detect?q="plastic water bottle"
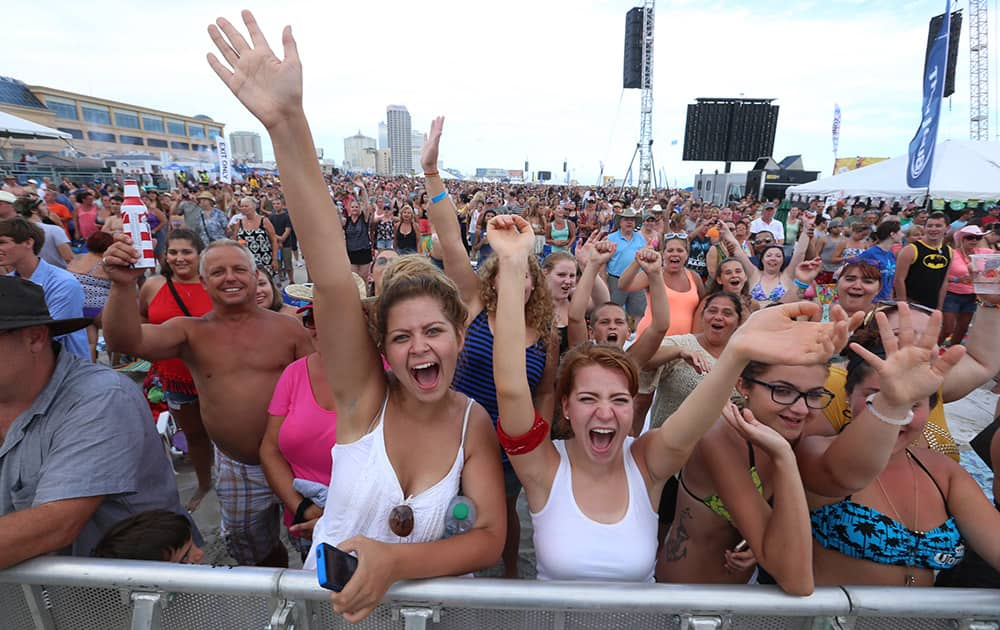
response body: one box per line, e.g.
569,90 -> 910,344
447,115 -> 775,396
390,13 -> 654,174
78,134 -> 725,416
443,496 -> 476,538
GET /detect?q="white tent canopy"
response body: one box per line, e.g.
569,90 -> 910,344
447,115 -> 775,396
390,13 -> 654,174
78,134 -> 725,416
0,111 -> 71,140
787,140 -> 1000,203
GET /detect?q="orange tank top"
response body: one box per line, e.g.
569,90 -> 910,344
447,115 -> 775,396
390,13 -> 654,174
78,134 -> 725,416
636,269 -> 699,338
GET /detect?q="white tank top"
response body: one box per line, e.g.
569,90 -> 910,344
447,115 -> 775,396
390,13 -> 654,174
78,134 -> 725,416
304,394 -> 473,570
531,437 -> 658,582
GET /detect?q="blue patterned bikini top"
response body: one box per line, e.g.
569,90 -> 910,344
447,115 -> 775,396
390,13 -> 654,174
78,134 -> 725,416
810,450 -> 965,571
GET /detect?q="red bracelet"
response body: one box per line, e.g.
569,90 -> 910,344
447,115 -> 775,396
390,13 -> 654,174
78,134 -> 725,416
497,410 -> 549,456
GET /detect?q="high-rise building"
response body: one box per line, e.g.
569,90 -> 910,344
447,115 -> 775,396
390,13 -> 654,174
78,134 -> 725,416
386,105 -> 411,176
375,148 -> 392,176
378,122 -> 388,150
229,131 -> 262,163
411,130 -> 424,174
343,130 -> 376,172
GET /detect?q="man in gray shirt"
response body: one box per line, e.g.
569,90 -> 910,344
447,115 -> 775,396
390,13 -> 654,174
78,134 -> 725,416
0,277 -> 192,568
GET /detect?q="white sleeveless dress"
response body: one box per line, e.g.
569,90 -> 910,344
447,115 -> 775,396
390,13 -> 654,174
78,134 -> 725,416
303,395 -> 473,570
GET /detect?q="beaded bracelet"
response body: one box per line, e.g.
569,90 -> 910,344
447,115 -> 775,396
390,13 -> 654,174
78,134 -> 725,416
423,171 -> 440,178
977,298 -> 1000,309
865,393 -> 913,426
497,409 -> 549,456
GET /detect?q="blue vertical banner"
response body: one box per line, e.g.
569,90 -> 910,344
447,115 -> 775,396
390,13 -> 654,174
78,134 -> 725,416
907,0 -> 952,188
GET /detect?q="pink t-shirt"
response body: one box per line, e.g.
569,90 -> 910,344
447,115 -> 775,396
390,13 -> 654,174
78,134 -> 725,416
268,355 -> 337,526
947,248 -> 992,295
77,206 -> 99,239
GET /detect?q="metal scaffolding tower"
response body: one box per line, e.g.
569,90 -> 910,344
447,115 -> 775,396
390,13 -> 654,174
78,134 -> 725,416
637,0 -> 655,193
970,0 -> 989,140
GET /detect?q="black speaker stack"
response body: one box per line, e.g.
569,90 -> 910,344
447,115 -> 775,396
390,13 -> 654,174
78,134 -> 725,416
623,7 -> 644,90
925,10 -> 962,98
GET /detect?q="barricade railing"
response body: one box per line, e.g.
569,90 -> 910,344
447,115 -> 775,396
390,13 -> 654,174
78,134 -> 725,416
0,557 -> 997,629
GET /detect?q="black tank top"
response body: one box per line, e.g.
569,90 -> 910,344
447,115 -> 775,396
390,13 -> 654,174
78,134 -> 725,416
395,224 -> 418,252
905,240 -> 952,309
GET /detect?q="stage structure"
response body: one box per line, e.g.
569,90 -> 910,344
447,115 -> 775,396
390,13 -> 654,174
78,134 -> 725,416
621,1 -> 656,195
969,0 -> 989,140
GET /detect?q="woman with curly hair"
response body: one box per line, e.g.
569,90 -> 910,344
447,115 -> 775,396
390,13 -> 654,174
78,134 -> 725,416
423,118 -> 558,578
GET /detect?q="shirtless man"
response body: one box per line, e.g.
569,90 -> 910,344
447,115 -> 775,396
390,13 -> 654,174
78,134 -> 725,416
102,237 -> 311,567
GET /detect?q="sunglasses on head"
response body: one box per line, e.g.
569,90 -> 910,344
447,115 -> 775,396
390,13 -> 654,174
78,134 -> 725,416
862,300 -> 936,328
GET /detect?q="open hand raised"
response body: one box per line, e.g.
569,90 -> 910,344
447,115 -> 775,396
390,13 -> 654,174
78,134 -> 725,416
420,117 -> 444,174
849,303 -> 966,408
207,11 -> 302,129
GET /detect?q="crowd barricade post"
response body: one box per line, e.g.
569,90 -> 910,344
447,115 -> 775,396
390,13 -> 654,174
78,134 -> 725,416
0,557 -> 998,629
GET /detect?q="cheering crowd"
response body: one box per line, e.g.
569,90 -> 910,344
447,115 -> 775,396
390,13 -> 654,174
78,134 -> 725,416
2,10 -> 1000,622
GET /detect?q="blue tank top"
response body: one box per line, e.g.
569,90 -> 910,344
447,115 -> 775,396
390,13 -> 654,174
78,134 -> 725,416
451,310 -> 547,425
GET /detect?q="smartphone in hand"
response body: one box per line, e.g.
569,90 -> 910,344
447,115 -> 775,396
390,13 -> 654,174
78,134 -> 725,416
316,542 -> 358,592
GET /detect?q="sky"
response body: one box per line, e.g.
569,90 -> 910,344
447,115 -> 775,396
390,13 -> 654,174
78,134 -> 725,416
6,0 -> 990,185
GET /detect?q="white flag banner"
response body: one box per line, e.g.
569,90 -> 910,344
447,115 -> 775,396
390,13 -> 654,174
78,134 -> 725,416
217,137 -> 232,184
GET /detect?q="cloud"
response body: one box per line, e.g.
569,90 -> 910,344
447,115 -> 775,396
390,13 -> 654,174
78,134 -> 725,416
4,0 -> 977,186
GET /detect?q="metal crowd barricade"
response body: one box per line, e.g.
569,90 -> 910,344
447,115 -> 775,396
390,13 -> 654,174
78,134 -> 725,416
0,557 -> 998,630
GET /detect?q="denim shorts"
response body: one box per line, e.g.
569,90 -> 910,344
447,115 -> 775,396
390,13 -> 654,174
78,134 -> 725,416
376,239 -> 394,250
943,291 -> 978,314
164,390 -> 199,410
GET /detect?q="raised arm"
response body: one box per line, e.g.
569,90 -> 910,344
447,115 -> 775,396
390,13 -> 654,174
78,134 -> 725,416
627,248 -> 670,368
206,11 -> 383,440
617,256 -> 650,292
796,305 -> 966,496
718,220 -> 760,287
940,294 -> 1000,402
490,214 -> 560,505
420,118 -> 481,310
102,238 -> 188,360
780,215 -> 815,286
637,302 -> 861,485
568,239 -> 615,347
704,404 -> 814,595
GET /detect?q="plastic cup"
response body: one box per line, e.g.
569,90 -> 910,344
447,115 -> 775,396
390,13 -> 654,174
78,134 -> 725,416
970,254 -> 1000,295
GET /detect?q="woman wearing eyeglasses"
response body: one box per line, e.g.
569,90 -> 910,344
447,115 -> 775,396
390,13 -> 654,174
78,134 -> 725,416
207,18 -> 505,622
939,225 -> 992,347
490,212 -> 855,587
798,306 -> 1000,587
657,346 -> 838,592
